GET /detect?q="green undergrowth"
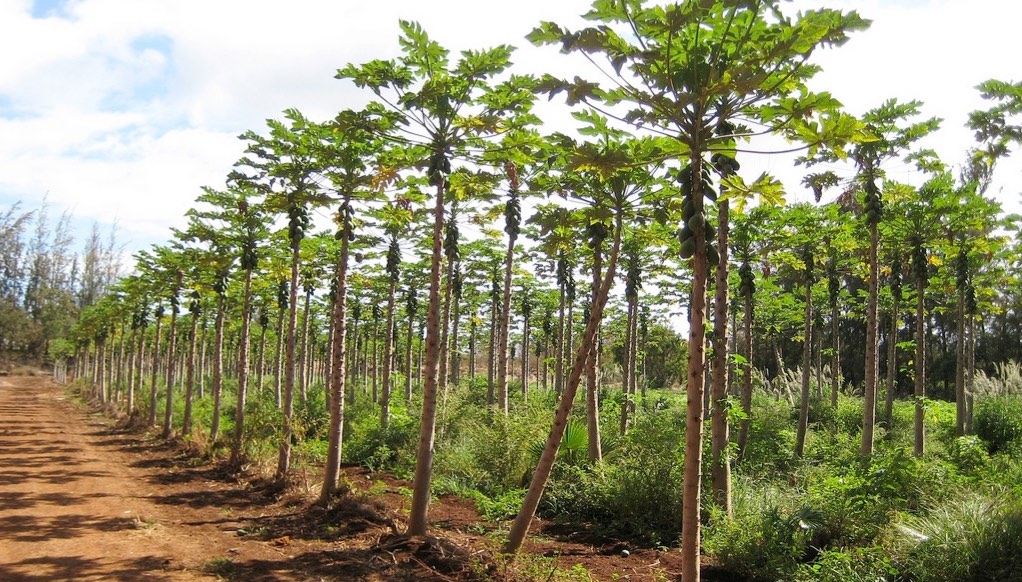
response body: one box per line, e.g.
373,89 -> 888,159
80,373 -> 1022,581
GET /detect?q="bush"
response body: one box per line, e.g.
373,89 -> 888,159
540,406 -> 686,545
974,396 -> 1022,453
540,463 -> 612,525
894,493 -> 1022,581
343,398 -> 418,475
294,385 -> 328,441
947,435 -> 990,476
442,411 -> 546,495
704,481 -> 820,581
794,546 -> 897,582
740,393 -> 796,476
804,448 -> 924,546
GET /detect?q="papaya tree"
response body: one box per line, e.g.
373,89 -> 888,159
337,22 -> 536,534
529,4 -> 868,571
317,106 -> 397,502
155,246 -> 184,440
805,100 -> 938,456
505,128 -> 665,553
234,109 -> 331,484
173,184 -> 265,447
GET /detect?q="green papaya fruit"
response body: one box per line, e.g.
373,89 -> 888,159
680,238 -> 695,259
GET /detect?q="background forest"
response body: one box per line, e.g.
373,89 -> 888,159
6,1 -> 1022,580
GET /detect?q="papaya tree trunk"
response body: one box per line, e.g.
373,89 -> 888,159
371,315 -> 379,403
300,289 -> 312,403
620,293 -> 636,436
198,317 -> 207,399
275,243 -> 301,483
522,311 -> 530,402
321,204 -> 351,502
955,288 -> 966,436
830,296 -> 841,407
861,222 -> 879,457
161,305 -> 179,440
504,212 -> 622,555
381,279 -> 396,431
710,199 -> 731,513
97,340 -> 107,403
439,257 -> 454,398
586,238 -> 603,463
211,295 -> 225,443
231,269 -> 254,467
555,278 -> 566,398
129,323 -> 145,418
183,311 -> 199,436
966,313 -> 976,433
147,313 -> 163,426
736,288 -> 753,458
497,231 -> 517,414
915,274 -> 927,456
274,308 -> 285,408
681,152 -> 708,582
451,286 -> 461,387
407,177 -> 446,536
256,321 -> 267,397
405,308 -> 414,402
468,318 -> 476,382
795,275 -> 813,458
487,292 -> 498,406
884,296 -> 899,428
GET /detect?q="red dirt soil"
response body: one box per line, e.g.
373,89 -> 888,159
0,376 -> 739,581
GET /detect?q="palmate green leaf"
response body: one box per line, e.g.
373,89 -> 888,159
566,144 -> 632,179
573,109 -> 627,139
535,74 -> 603,106
527,204 -> 578,235
477,74 -> 539,115
585,205 -> 614,226
564,26 -> 616,55
447,168 -> 501,205
526,21 -> 568,47
455,45 -> 515,81
336,59 -> 414,93
398,20 -> 449,76
719,172 -> 785,213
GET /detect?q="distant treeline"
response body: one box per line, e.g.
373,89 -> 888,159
0,199 -> 121,364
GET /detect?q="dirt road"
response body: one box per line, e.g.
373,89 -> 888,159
0,376 -> 707,581
0,376 -> 289,581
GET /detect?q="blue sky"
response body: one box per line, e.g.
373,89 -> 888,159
1,0 -> 1020,267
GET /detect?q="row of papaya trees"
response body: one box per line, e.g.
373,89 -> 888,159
60,1 -> 1022,578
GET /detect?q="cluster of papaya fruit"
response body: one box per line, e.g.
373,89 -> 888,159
334,201 -> 356,242
863,180 -> 883,225
287,202 -> 310,246
737,261 -> 755,299
504,161 -> 522,238
587,220 -> 608,250
428,150 -> 452,188
677,163 -> 720,267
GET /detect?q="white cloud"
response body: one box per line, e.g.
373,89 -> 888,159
0,0 -> 1020,258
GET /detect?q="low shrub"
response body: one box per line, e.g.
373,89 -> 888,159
540,406 -> 685,545
739,393 -> 796,476
974,396 -> 1022,453
894,492 -> 1022,581
343,399 -> 418,475
794,546 -> 897,582
947,435 -> 990,476
704,480 -> 820,581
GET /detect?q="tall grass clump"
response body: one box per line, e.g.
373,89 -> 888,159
894,492 -> 1022,581
973,396 -> 1022,453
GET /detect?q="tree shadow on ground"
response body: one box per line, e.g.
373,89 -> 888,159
0,554 -> 175,582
